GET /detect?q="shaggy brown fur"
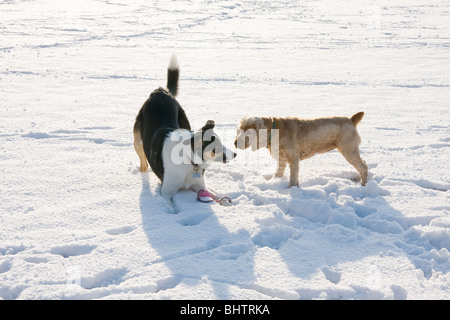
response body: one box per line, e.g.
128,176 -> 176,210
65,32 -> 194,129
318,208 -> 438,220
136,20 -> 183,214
234,112 -> 368,187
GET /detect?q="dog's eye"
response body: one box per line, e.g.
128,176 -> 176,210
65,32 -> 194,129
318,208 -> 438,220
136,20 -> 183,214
211,150 -> 215,157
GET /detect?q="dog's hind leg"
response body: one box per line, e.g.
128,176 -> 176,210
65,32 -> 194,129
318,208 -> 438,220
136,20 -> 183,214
134,132 -> 148,172
338,147 -> 368,186
133,117 -> 148,172
288,158 -> 300,188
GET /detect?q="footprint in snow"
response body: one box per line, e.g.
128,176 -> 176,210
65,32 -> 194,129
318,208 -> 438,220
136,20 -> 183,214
105,226 -> 135,236
176,212 -> 210,226
50,244 -> 96,258
321,266 -> 342,284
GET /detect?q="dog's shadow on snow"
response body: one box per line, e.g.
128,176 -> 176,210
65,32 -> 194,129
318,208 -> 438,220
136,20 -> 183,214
139,173 -> 256,299
140,171 -> 428,299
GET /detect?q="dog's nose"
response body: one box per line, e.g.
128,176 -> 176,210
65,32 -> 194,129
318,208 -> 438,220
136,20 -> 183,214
222,149 -> 237,163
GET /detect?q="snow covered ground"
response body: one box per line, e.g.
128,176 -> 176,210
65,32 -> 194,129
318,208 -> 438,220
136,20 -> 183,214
1,0 -> 449,300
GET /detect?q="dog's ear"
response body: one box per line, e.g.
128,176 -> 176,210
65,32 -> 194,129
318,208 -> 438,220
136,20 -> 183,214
242,117 -> 265,131
254,117 -> 266,130
202,120 -> 215,132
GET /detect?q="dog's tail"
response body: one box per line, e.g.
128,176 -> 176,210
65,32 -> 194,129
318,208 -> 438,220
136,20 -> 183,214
351,112 -> 364,126
166,54 -> 179,97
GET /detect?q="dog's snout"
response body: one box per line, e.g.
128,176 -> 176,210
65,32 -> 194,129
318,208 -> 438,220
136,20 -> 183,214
222,147 -> 237,163
223,154 -> 237,163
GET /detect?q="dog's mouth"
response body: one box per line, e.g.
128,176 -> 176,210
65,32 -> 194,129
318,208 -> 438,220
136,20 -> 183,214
234,129 -> 258,150
234,137 -> 251,150
222,149 -> 237,163
200,145 -> 237,165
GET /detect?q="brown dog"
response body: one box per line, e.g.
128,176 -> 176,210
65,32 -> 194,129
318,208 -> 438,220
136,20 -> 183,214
234,112 -> 368,187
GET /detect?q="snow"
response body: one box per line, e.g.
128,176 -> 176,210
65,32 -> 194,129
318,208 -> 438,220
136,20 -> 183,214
0,0 -> 449,300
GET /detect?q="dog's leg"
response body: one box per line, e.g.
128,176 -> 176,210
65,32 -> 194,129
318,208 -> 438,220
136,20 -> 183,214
133,122 -> 148,172
275,160 -> 287,178
338,147 -> 368,186
190,175 -> 207,194
288,158 -> 300,188
160,177 -> 180,206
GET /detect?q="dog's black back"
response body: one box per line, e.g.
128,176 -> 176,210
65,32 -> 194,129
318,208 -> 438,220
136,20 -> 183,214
134,62 -> 191,181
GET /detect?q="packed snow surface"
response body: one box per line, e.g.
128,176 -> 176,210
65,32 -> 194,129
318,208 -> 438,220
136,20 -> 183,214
1,0 -> 449,299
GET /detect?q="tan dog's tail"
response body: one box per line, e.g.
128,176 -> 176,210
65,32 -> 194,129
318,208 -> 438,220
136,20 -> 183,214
351,112 -> 364,126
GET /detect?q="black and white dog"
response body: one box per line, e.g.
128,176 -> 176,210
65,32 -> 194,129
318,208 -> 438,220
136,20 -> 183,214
133,55 -> 236,205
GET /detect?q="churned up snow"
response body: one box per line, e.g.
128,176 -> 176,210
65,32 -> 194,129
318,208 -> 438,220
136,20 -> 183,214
0,0 -> 449,299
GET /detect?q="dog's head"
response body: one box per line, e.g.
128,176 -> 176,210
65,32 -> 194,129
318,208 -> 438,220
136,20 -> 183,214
234,117 -> 267,151
191,120 -> 237,165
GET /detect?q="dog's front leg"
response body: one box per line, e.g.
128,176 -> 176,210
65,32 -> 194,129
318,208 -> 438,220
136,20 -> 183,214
275,160 -> 287,178
160,178 -> 180,206
288,159 -> 300,188
190,177 -> 207,194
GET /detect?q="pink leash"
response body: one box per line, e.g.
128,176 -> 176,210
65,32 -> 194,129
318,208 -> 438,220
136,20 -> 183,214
197,189 -> 232,206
